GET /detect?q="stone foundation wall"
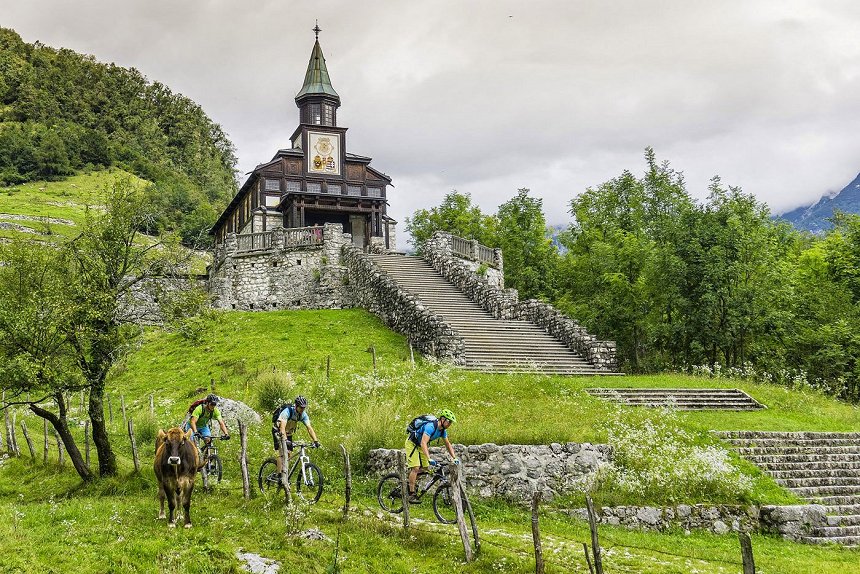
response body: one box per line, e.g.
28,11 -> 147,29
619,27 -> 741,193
422,231 -> 617,370
208,223 -> 352,311
368,442 -> 611,502
564,504 -> 759,535
119,275 -> 208,325
341,246 -> 464,361
758,505 -> 827,541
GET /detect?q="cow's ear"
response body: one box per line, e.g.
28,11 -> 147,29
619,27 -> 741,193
184,428 -> 194,441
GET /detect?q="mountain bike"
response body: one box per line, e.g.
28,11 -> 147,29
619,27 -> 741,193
194,433 -> 229,483
376,463 -> 460,524
258,441 -> 323,504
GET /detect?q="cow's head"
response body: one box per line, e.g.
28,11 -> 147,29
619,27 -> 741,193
163,427 -> 193,466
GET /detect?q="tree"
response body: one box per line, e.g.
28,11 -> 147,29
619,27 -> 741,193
0,241 -> 94,480
494,188 -> 559,300
405,190 -> 497,250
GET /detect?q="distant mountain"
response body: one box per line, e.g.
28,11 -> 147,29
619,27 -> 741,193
776,172 -> 860,233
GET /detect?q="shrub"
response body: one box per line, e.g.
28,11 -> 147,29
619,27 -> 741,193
134,411 -> 159,447
254,369 -> 296,413
599,406 -> 753,504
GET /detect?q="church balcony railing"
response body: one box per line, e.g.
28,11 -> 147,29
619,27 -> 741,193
236,231 -> 272,253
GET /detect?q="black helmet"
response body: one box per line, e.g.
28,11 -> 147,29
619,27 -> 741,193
295,395 -> 308,408
206,394 -> 219,405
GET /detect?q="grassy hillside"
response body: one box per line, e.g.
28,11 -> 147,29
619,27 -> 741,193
0,169 -> 143,241
1,309 -> 859,573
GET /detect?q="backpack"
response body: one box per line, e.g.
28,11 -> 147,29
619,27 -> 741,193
272,403 -> 292,426
187,398 -> 207,415
406,414 -> 437,444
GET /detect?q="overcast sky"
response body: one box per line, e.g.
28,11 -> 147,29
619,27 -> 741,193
4,0 -> 860,230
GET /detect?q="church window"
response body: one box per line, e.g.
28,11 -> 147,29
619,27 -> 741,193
347,185 -> 362,197
327,183 -> 342,195
323,104 -> 334,126
265,195 -> 280,208
310,104 -> 321,124
307,182 -> 322,194
264,178 -> 280,191
367,187 -> 382,198
286,181 -> 301,192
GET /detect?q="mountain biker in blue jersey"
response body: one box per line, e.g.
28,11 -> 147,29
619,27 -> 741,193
272,395 -> 320,473
406,408 -> 459,504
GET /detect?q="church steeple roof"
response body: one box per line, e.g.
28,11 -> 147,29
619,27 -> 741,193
295,29 -> 340,104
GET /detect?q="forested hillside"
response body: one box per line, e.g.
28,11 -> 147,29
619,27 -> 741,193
408,149 -> 860,402
0,28 -> 236,245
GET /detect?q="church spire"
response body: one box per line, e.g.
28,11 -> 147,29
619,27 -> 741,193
295,24 -> 340,104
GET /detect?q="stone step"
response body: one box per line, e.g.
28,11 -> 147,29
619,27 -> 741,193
824,504 -> 860,515
811,524 -> 860,537
743,454 -> 860,465
714,431 -> 860,440
823,514 -> 860,527
801,534 -> 860,546
758,461 -> 860,471
724,438 -> 860,448
775,477 -> 860,489
812,495 -> 860,506
769,468 -> 860,480
789,485 -> 860,497
736,446 -> 860,456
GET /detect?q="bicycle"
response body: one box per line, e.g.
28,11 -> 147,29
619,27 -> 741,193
376,463 -> 460,524
258,441 -> 323,504
194,433 -> 229,483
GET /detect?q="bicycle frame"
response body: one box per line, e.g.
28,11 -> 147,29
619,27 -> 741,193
416,467 -> 448,499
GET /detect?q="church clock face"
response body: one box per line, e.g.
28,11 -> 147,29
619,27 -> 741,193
308,131 -> 341,176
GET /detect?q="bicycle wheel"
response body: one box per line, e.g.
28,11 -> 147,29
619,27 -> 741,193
376,473 -> 404,514
433,482 -> 458,524
295,463 -> 324,504
208,454 -> 223,483
258,457 -> 284,494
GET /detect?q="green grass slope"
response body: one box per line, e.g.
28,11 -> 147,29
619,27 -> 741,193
0,169 -> 144,241
1,309 -> 858,573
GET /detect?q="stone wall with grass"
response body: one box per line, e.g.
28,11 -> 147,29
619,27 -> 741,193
341,245 -> 465,362
368,442 -> 611,502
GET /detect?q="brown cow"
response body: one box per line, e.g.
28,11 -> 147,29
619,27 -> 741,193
154,427 -> 200,528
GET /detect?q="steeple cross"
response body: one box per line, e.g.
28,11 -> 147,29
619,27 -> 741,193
313,21 -> 321,40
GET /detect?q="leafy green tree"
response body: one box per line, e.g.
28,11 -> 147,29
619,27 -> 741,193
405,190 -> 497,250
494,188 -> 559,300
0,241 -> 94,480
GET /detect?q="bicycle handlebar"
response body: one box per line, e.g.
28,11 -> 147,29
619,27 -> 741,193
285,440 -> 319,448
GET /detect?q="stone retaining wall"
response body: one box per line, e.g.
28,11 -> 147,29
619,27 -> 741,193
368,442 -> 611,502
208,223 -> 351,311
564,504 -> 759,535
341,246 -> 465,362
422,231 -> 617,370
758,505 -> 827,541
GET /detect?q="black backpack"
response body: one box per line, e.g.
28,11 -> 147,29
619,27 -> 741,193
406,414 -> 437,444
272,403 -> 292,426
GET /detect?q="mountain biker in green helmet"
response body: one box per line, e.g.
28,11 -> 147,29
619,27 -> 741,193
405,408 -> 459,504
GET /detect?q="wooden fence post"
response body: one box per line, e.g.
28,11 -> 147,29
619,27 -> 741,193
127,419 -> 140,473
531,490 -> 544,574
20,421 -> 36,459
398,451 -> 410,530
586,495 -> 604,574
326,355 -> 331,383
409,343 -> 415,367
739,531 -> 756,574
449,464 -> 474,563
107,393 -> 113,425
279,434 -> 291,506
84,420 -> 90,468
582,543 -> 595,574
370,346 -> 377,371
239,420 -> 250,500
120,395 -> 126,424
457,464 -> 480,552
9,411 -> 20,456
340,444 -> 351,518
210,378 -> 216,392
43,419 -> 49,464
55,430 -> 64,468
80,390 -> 85,416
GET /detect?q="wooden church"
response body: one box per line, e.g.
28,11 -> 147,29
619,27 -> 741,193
211,26 -> 394,250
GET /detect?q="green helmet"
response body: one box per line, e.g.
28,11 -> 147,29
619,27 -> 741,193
439,408 -> 457,424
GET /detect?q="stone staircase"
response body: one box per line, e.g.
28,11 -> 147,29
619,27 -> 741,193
716,431 -> 860,546
586,388 -> 764,410
367,253 -> 612,375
